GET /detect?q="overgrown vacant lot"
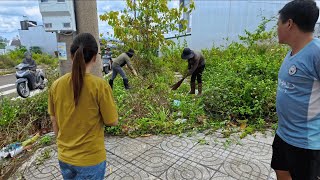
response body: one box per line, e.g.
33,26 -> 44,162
0,19 -> 287,179
0,20 -> 287,147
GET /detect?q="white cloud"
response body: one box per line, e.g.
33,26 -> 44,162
168,1 -> 179,9
24,6 -> 42,18
0,0 -> 41,39
97,0 -> 126,38
0,0 -> 181,40
0,16 -> 20,33
97,0 -> 126,13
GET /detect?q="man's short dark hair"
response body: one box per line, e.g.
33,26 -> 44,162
279,0 -> 319,32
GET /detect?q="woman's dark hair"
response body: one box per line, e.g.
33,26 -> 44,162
279,0 -> 319,32
70,33 -> 98,106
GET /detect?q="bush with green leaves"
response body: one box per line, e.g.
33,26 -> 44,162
0,69 -> 58,147
100,0 -> 195,60
202,18 -> 288,127
1,17 -> 286,144
0,46 -> 58,69
30,46 -> 42,54
105,69 -> 207,136
0,55 -> 16,69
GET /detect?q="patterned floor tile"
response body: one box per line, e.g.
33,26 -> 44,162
131,147 -> 181,177
183,143 -> 230,170
105,162 -> 159,180
107,137 -> 152,162
230,139 -> 272,163
157,135 -> 197,157
135,135 -> 166,147
160,158 -> 216,180
219,158 -> 270,180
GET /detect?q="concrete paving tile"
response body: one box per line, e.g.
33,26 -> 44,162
229,138 -> 272,163
157,135 -> 197,157
131,147 -> 180,177
246,131 -> 275,145
105,162 -> 159,180
104,136 -> 127,150
105,151 -> 128,178
219,158 -> 271,180
160,158 -> 216,180
107,137 -> 152,162
135,135 -> 167,147
183,143 -> 230,170
13,146 -> 59,180
211,171 -> 237,180
11,130 -> 277,180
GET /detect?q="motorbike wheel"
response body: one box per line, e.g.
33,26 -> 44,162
38,77 -> 45,90
17,82 -> 30,98
39,84 -> 45,90
104,66 -> 109,74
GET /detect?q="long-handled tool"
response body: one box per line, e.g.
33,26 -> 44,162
171,77 -> 185,90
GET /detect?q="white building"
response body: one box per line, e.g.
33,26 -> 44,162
0,38 -> 21,55
19,26 -> 57,55
38,0 -> 76,32
170,0 -> 320,50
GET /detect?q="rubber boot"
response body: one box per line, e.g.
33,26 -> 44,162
109,79 -> 113,89
189,82 -> 196,94
123,78 -> 131,90
198,83 -> 202,96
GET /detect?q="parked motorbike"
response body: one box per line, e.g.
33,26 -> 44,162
102,54 -> 112,74
15,63 -> 46,98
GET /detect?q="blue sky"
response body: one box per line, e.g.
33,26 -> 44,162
0,0 -> 179,41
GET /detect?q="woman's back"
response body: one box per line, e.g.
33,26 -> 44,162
49,73 -> 117,166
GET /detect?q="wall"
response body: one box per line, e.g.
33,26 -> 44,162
188,0 -> 289,50
19,26 -> 57,55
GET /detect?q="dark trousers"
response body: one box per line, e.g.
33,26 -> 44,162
191,65 -> 205,83
111,64 -> 127,80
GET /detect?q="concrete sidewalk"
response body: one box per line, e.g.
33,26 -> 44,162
12,130 -> 276,180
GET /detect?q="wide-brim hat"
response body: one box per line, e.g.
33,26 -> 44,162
181,48 -> 194,59
127,48 -> 135,56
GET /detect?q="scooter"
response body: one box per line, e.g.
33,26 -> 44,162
102,54 -> 112,74
15,63 -> 46,98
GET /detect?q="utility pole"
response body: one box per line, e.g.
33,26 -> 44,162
134,0 -> 136,20
58,0 -> 102,77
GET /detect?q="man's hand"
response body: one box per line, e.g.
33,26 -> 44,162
133,70 -> 138,76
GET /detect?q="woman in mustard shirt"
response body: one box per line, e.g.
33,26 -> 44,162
48,33 -> 118,180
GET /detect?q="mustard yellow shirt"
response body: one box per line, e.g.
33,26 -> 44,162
48,73 -> 118,166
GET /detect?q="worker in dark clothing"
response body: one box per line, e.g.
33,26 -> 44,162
22,51 -> 39,86
181,48 -> 205,95
22,51 -> 37,71
108,49 -> 138,90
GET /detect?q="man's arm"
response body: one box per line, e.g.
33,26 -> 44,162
31,60 -> 37,71
186,58 -> 200,77
50,116 -> 59,136
125,56 -> 138,76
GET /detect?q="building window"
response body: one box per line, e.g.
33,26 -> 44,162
44,23 -> 52,28
41,0 -> 48,2
63,23 -> 71,28
57,0 -> 65,2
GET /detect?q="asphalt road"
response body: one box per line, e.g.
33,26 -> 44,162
0,73 -> 17,97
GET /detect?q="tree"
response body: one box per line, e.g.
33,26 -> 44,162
0,36 -> 7,49
0,43 -> 5,49
100,0 -> 195,60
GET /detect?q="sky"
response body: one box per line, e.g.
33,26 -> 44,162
0,0 -> 179,41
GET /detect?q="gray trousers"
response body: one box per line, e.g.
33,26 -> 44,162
111,64 -> 127,80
